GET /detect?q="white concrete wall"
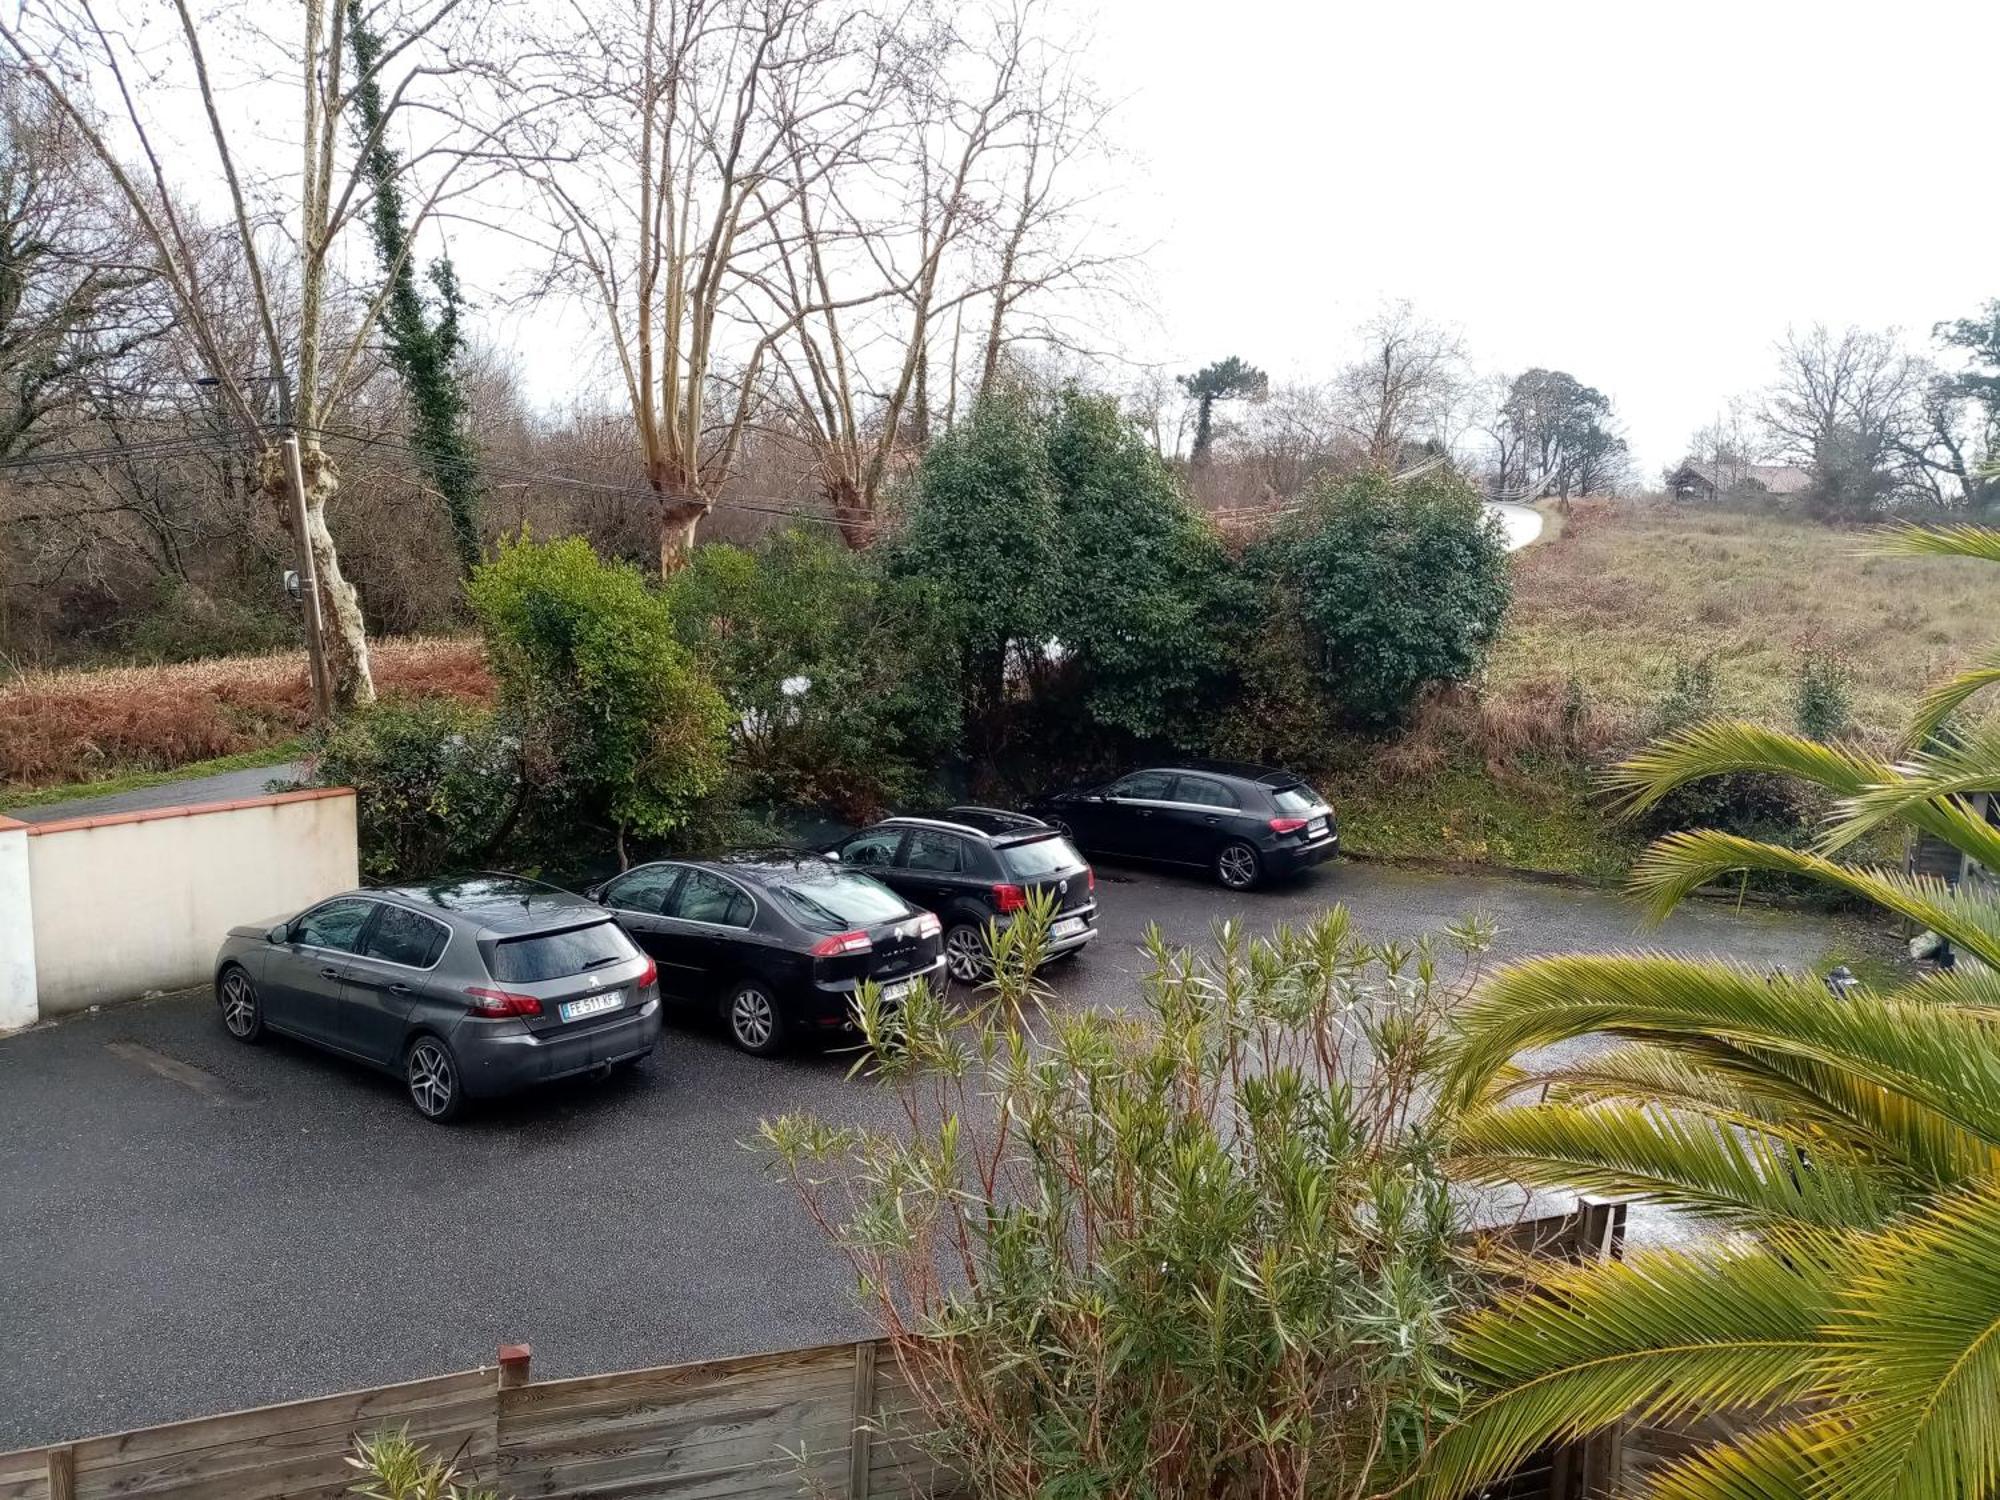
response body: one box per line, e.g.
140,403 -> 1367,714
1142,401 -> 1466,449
25,789 -> 358,1018
0,818 -> 36,1031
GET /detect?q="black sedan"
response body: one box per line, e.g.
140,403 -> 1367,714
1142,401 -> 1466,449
587,854 -> 945,1056
1028,761 -> 1338,890
211,875 -> 662,1121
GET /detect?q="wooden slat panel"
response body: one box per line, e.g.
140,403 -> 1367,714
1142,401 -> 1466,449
504,1445 -> 850,1500
503,1371 -> 855,1446
503,1346 -> 856,1420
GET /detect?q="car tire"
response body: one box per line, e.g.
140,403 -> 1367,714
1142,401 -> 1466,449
217,966 -> 264,1043
1216,841 -> 1262,891
943,923 -> 990,985
405,1034 -> 465,1122
725,982 -> 788,1057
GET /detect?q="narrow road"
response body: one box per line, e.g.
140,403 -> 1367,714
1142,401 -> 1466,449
4,763 -> 306,824
0,859 -> 1877,1450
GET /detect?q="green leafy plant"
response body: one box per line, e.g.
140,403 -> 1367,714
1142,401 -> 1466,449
764,901 -> 1499,1500
308,698 -> 518,879
1652,653 -> 1719,733
1249,467 -> 1512,727
1791,635 -> 1854,742
665,529 -> 958,818
347,1428 -> 500,1500
1414,520 -> 2000,1500
468,533 -> 730,865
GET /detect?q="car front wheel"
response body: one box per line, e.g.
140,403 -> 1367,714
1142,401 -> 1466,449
217,966 -> 263,1042
406,1035 -> 464,1122
726,983 -> 787,1057
1216,841 -> 1261,891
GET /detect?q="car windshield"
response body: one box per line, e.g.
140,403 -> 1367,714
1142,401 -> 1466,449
1001,835 -> 1083,878
1270,784 -> 1324,815
772,873 -> 908,932
489,921 -> 635,982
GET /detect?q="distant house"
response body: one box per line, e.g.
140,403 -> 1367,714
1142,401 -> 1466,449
1665,459 -> 1812,503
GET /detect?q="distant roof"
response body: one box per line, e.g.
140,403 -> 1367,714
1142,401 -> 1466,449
1676,460 -> 1812,496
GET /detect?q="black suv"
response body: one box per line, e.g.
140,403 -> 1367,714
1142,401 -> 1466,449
827,808 -> 1098,982
1027,762 -> 1337,890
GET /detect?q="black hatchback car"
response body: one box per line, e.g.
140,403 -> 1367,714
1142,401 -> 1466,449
211,875 -> 662,1122
827,809 -> 1098,982
587,854 -> 945,1056
1028,762 -> 1337,890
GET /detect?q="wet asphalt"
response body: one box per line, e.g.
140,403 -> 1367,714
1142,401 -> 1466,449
0,858 -> 1875,1448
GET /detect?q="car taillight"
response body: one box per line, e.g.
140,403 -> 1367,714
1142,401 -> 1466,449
465,987 -> 542,1018
992,883 -> 1026,913
1086,866 -> 1095,892
915,912 -> 942,938
812,930 -> 873,957
637,955 -> 658,990
1269,817 -> 1309,835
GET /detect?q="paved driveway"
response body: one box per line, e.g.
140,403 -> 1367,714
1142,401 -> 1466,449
0,860 -> 1875,1448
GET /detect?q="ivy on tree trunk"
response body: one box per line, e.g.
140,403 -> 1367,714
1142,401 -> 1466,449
346,0 -> 482,581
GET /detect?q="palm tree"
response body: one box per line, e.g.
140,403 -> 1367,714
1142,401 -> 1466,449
1417,521 -> 2000,1500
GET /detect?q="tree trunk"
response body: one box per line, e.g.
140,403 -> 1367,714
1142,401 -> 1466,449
261,440 -> 375,709
825,472 -> 873,549
658,497 -> 706,573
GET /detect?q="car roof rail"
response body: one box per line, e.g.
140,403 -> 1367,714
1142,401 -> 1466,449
884,814 -> 991,839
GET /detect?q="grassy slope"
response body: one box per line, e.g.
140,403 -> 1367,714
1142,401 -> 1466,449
1332,499 -> 1999,879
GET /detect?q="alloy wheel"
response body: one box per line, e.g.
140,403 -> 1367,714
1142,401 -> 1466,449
220,971 -> 259,1038
408,1039 -> 455,1119
730,987 -> 776,1050
1218,843 -> 1258,890
945,926 -> 987,983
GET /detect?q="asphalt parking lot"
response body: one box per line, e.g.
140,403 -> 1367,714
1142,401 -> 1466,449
0,860 -> 1874,1448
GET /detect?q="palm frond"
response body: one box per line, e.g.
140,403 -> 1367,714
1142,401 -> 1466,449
1415,1244 -> 1836,1500
1640,1416 -> 1849,1500
1871,520 -> 2000,566
1822,721 -> 2000,867
1906,645 -> 2000,749
1606,720 -> 1889,816
1818,1186 -> 2000,1500
1441,953 -> 2000,1150
1629,830 -> 2000,968
1452,1101 -> 1910,1230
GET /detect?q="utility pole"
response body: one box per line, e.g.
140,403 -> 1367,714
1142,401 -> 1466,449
282,432 -> 333,727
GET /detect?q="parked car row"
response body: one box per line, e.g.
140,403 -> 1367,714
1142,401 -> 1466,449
211,761 -> 1337,1121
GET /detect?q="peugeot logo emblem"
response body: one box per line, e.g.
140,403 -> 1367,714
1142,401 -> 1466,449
585,975 -> 600,989
1058,879 -> 1069,895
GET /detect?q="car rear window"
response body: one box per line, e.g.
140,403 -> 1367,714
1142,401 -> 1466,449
1000,835 -> 1084,878
489,921 -> 635,982
1270,784 -> 1324,815
772,874 -> 909,932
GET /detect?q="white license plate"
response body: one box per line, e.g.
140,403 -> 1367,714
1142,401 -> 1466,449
880,980 -> 913,1003
1307,818 -> 1328,838
560,991 -> 623,1022
1052,916 -> 1086,938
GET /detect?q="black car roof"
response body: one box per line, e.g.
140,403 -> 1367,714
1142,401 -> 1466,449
1151,759 -> 1304,787
374,874 -> 605,935
884,808 -> 1056,844
704,851 -> 839,884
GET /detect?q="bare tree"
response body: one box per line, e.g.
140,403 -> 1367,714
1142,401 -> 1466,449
1334,302 -> 1468,469
0,0 -> 522,705
1760,324 -> 1927,518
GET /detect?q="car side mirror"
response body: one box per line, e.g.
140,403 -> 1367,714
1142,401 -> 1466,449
268,923 -> 291,945
583,882 -> 606,902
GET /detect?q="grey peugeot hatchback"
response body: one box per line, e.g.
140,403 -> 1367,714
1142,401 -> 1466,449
211,874 -> 661,1121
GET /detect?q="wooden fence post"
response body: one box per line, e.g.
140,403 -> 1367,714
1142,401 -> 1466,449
45,1445 -> 74,1500
848,1340 -> 878,1500
498,1343 -> 533,1390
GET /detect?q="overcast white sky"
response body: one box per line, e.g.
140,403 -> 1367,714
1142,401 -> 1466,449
358,0 -> 1999,478
991,0 -> 2000,475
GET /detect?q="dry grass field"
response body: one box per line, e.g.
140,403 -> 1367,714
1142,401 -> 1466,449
1488,499 -> 2000,744
0,637 -> 489,790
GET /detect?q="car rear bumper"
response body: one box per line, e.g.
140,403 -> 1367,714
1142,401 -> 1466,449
454,996 -> 662,1098
1265,832 -> 1340,875
806,955 -> 948,1030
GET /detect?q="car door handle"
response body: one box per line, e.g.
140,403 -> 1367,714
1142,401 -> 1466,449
318,966 -> 341,980
1204,815 -> 1221,825
388,982 -> 413,996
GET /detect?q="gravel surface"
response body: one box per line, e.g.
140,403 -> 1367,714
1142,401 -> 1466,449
0,858 -> 1872,1448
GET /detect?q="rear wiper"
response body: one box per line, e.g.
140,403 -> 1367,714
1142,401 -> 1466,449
579,955 -> 624,971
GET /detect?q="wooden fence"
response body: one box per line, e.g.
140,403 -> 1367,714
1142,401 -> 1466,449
0,1203 -> 1628,1500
